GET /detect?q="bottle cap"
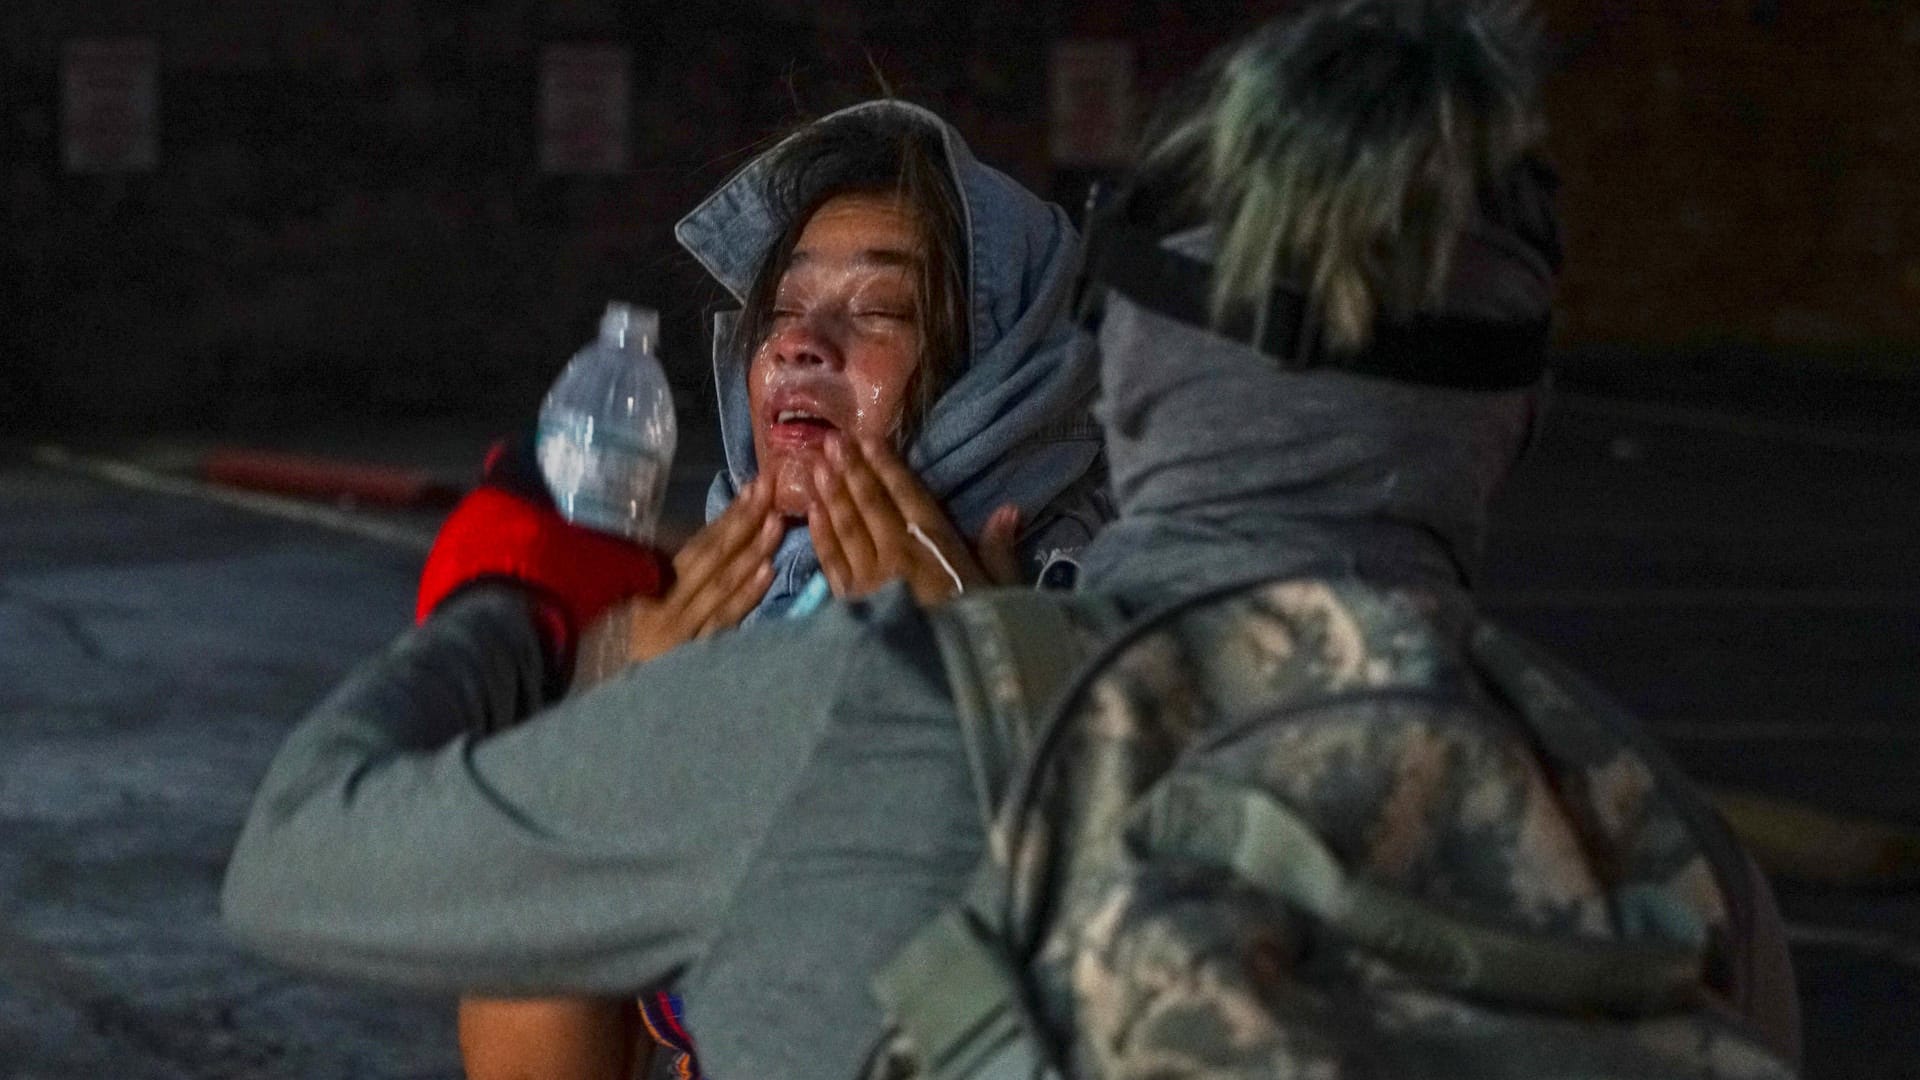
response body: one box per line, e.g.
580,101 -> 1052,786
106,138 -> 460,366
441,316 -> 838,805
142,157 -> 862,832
600,302 -> 659,354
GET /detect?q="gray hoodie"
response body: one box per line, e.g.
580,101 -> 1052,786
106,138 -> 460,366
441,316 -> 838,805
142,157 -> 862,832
676,100 -> 1109,617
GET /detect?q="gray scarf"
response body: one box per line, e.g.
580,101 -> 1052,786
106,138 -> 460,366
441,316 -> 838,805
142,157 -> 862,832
1075,223 -> 1551,609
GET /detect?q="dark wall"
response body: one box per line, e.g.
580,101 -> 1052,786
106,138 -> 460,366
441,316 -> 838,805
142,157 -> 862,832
2,0 -> 1062,428
4,0 -> 1913,429
1540,0 -> 1920,375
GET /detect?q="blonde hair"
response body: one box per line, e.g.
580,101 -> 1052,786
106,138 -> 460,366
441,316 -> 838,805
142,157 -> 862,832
1138,0 -> 1544,352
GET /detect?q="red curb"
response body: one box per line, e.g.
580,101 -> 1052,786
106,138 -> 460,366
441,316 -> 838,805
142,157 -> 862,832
201,448 -> 467,510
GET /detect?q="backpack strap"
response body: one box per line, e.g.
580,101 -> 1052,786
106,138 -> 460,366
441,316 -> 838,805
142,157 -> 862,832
926,590 -> 1128,834
872,906 -> 1056,1080
872,591 -> 1126,1080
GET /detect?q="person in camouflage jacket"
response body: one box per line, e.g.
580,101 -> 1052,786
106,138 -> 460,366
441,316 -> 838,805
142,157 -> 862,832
885,577 -> 1799,1078
868,0 -> 1800,1075
223,1 -> 1800,1075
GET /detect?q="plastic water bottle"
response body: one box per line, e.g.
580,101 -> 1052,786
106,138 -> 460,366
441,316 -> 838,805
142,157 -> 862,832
536,303 -> 677,544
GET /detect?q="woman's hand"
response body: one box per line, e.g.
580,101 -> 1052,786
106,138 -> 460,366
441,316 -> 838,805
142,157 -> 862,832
575,477 -> 783,684
806,434 -> 1024,607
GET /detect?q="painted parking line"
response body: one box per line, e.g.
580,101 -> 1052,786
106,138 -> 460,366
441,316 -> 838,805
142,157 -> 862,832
1554,391 -> 1920,458
30,444 -> 436,553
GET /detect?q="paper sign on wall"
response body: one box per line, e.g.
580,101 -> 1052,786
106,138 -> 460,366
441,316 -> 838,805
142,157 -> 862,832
62,38 -> 159,174
1049,40 -> 1135,169
539,44 -> 631,175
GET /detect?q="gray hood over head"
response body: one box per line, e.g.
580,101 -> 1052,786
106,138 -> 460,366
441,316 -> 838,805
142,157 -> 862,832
1075,223 -> 1550,609
676,100 -> 1105,619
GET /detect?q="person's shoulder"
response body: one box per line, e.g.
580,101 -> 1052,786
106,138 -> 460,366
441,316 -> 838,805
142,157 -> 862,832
1019,468 -> 1115,566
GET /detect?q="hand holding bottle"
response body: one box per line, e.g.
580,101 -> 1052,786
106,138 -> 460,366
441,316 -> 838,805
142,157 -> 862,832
418,302 -> 682,690
414,433 -> 668,690
573,476 -> 784,681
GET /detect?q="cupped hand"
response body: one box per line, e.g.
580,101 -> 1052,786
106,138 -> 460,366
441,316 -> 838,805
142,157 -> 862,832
574,477 -> 783,685
806,434 -> 1025,607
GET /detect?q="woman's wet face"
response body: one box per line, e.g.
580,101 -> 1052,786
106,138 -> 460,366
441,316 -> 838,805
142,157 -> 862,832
748,193 -> 925,518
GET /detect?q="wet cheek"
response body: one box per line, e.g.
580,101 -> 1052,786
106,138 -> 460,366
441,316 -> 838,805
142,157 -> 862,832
750,347 -> 780,394
849,356 -> 917,440
745,352 -> 774,433
852,384 -> 883,435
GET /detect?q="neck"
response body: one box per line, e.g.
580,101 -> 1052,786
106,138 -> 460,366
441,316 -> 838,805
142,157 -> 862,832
1080,296 -> 1530,607
1078,508 -> 1469,611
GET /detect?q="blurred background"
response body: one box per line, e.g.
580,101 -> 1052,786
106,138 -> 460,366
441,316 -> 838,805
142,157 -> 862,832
5,0 -> 1917,429
2,2 -> 1916,1078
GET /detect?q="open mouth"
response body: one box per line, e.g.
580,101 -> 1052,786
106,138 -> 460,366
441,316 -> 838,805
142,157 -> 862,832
774,409 -> 837,430
764,404 -> 842,451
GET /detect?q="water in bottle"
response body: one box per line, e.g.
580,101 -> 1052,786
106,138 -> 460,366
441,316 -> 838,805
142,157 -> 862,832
536,303 -> 677,544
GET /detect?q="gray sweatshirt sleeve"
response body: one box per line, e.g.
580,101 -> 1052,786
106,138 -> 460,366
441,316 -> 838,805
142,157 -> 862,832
220,583 -> 861,996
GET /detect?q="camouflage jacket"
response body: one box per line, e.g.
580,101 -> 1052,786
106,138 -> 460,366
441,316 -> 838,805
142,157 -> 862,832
872,578 -> 1798,1079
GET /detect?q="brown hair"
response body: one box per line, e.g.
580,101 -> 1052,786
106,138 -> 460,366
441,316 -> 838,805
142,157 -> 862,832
729,108 -> 969,445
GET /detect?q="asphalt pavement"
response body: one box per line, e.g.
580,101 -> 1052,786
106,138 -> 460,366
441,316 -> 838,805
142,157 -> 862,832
0,458 -> 454,1078
1,388 -> 1915,1078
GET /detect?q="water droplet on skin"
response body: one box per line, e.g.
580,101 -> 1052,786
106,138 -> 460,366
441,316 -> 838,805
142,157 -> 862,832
774,455 -> 812,518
